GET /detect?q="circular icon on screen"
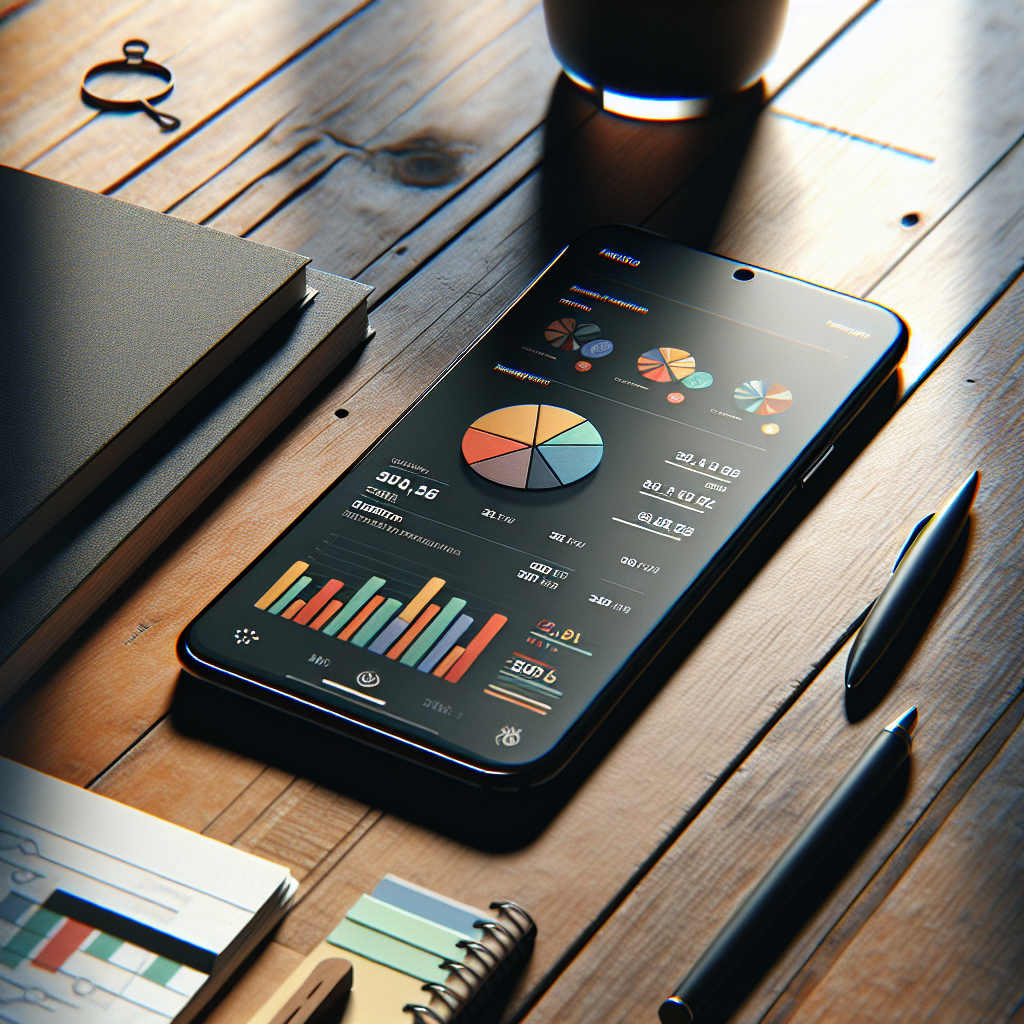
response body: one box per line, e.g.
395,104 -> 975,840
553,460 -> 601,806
356,671 -> 381,688
667,392 -> 684,404
684,371 -> 713,389
580,339 -> 613,358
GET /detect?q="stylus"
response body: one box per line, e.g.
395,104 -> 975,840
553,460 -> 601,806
845,469 -> 980,689
659,707 -> 918,1024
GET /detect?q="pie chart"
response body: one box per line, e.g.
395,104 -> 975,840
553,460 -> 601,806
462,405 -> 604,489
545,318 -> 602,351
638,347 -> 696,382
734,380 -> 793,415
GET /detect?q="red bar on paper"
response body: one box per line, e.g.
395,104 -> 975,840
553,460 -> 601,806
309,599 -> 343,631
445,614 -> 508,682
294,579 -> 344,625
339,596 -> 384,641
386,604 -> 440,659
33,919 -> 93,972
281,600 -> 305,620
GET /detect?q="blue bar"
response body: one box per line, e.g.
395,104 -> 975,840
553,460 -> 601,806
368,617 -> 408,655
417,614 -> 473,673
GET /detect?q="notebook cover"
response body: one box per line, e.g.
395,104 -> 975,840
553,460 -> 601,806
0,165 -> 309,572
0,268 -> 371,705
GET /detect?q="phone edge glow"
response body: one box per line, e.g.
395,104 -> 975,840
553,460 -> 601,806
177,227 -> 908,790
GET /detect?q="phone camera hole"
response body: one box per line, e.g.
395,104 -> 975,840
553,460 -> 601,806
335,408 -> 349,418
733,268 -> 754,281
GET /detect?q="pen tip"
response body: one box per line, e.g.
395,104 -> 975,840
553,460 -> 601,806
886,706 -> 918,738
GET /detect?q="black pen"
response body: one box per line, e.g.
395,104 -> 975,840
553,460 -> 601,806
660,707 -> 918,1024
845,470 -> 980,689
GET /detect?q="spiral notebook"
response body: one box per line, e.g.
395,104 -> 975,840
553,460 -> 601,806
249,875 -> 535,1024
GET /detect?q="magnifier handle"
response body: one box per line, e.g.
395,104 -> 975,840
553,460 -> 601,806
140,98 -> 180,131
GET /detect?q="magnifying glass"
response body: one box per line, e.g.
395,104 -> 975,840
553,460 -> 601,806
81,40 -> 181,132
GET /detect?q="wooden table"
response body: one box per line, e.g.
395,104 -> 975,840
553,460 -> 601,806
2,0 -> 1023,1021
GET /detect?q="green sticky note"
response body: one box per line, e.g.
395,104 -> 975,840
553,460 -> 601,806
327,918 -> 448,984
346,895 -> 467,959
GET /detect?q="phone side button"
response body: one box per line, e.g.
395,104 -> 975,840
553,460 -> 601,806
801,445 -> 834,486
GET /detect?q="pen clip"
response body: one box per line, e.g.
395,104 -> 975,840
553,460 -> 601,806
892,512 -> 934,573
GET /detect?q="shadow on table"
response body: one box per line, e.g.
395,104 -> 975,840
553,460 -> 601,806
537,73 -> 764,253
172,369 -> 903,853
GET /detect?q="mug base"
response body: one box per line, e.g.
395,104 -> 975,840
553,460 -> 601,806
562,67 -> 712,121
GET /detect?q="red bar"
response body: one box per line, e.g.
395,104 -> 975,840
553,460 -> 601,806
433,645 -> 464,677
33,919 -> 93,972
281,600 -> 305,620
386,604 -> 440,659
294,579 -> 344,625
339,596 -> 384,641
309,599 -> 343,630
445,614 -> 508,682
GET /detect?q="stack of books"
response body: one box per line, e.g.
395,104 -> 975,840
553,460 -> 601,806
0,166 -> 372,703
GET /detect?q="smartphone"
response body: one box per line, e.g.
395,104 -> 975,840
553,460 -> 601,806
179,226 -> 906,787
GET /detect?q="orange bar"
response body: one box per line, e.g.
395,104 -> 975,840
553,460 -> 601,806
386,604 -> 440,659
294,579 -> 344,625
432,645 -> 465,677
255,561 -> 310,610
399,577 -> 446,623
309,599 -> 343,630
339,595 -> 384,641
445,614 -> 508,682
281,600 -> 305,620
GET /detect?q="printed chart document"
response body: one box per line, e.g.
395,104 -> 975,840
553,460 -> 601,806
0,757 -> 297,1023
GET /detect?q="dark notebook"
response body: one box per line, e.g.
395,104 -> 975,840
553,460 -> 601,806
0,166 -> 309,573
0,269 -> 371,704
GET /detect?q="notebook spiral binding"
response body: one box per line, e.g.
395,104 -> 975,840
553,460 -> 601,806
404,901 -> 537,1024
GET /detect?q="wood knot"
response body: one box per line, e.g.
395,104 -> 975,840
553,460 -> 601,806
373,138 -> 466,188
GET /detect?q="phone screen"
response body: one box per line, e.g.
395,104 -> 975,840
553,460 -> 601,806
181,227 -> 904,781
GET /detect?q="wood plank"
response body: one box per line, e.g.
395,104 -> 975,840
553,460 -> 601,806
510,268 -> 1024,1024
651,0 -> 1024,296
0,0 -> 371,189
778,706 -> 1024,1023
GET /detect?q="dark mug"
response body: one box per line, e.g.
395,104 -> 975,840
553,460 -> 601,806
542,0 -> 789,118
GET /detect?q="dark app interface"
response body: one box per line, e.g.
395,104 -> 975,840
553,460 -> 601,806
189,231 -> 900,770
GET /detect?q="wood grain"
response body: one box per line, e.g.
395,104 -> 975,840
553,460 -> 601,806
516,265 -> 1024,1024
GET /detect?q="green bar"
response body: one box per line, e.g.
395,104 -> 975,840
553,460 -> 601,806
0,948 -> 22,969
142,955 -> 182,986
22,907 -> 62,938
350,599 -> 402,648
327,918 -> 447,984
268,576 -> 312,615
323,577 -> 386,636
400,599 -> 466,667
346,896 -> 466,960
86,932 -> 123,961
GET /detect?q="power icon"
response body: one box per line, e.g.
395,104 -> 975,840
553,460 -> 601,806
356,671 -> 381,688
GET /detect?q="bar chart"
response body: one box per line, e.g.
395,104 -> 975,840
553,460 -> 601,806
255,558 -> 507,684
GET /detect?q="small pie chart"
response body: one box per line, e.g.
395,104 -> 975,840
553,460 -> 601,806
462,405 -> 603,489
545,318 -> 602,351
734,380 -> 793,415
638,347 -> 696,382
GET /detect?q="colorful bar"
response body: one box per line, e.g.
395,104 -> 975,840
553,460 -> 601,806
310,599 -> 343,630
255,561 -> 309,610
346,895 -> 465,959
327,919 -> 448,984
87,932 -> 124,960
368,616 -> 408,654
323,576 -> 386,636
433,645 -> 464,677
142,955 -> 183,986
338,595 -> 385,641
399,577 -> 446,623
293,579 -> 344,625
281,600 -> 305,620
417,614 -> 473,674
400,599 -> 466,667
351,598 -> 402,648
386,604 -> 440,660
34,918 -> 93,972
268,576 -> 312,615
445,613 -> 509,682
370,875 -> 489,937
